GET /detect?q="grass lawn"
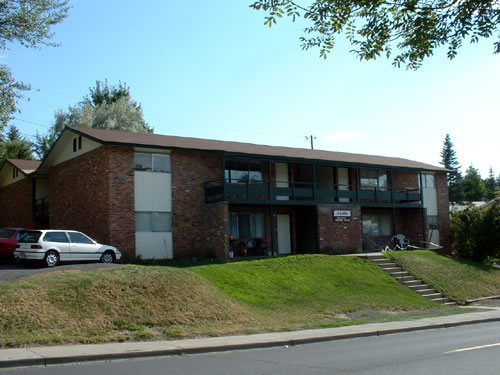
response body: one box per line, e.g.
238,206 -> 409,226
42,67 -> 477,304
0,255 -> 461,348
387,250 -> 500,302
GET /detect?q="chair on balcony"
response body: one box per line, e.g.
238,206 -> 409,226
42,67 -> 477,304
392,234 -> 410,250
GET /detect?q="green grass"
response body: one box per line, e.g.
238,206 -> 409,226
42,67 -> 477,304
387,250 -> 500,302
0,255 -> 461,348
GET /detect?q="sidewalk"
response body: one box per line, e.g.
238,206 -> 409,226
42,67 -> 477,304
1,306 -> 500,369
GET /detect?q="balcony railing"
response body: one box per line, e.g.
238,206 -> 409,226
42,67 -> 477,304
205,179 -> 422,206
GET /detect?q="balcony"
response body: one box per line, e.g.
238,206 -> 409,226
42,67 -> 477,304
205,179 -> 422,207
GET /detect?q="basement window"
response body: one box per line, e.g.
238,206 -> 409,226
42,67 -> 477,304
362,214 -> 391,236
230,213 -> 265,239
428,216 -> 439,230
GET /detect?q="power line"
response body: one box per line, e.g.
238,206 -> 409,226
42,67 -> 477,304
14,117 -> 51,129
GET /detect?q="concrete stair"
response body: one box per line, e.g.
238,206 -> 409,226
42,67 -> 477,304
360,253 -> 455,305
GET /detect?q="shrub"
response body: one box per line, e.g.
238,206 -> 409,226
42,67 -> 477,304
451,200 -> 500,262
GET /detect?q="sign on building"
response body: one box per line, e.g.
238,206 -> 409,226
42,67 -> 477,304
333,210 -> 351,222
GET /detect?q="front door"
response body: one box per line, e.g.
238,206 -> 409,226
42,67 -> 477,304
277,214 -> 291,254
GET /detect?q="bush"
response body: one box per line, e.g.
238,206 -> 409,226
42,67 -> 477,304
451,200 -> 500,262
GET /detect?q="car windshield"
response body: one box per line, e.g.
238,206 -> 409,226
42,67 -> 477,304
19,231 -> 42,243
0,229 -> 15,239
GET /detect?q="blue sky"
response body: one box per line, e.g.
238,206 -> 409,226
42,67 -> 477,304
7,0 -> 500,177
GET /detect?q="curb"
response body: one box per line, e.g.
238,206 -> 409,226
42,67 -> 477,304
2,314 -> 500,369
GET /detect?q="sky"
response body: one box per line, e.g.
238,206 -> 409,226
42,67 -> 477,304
6,0 -> 500,177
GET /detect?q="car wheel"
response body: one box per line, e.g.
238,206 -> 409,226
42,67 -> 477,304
100,251 -> 115,264
45,251 -> 59,267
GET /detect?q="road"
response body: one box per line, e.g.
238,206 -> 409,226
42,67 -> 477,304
2,321 -> 499,375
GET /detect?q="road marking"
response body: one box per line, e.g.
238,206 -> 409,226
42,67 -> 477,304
445,343 -> 500,354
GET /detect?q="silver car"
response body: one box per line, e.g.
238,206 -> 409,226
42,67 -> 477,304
14,230 -> 122,267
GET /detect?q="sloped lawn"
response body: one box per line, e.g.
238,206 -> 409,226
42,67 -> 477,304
0,255 -> 460,348
387,250 -> 500,302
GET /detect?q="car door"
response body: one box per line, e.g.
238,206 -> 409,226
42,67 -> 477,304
67,232 -> 100,261
42,231 -> 70,261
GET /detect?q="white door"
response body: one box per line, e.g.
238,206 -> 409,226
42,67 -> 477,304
275,163 -> 289,200
338,168 -> 349,202
277,214 -> 291,254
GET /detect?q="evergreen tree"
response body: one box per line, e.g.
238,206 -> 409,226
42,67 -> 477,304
484,168 -> 497,201
463,165 -> 487,201
439,134 -> 464,203
0,125 -> 34,165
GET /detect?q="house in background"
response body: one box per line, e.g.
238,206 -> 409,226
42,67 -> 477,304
0,127 -> 451,260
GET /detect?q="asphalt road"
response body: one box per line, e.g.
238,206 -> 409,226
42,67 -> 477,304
2,321 -> 499,375
0,262 -> 121,283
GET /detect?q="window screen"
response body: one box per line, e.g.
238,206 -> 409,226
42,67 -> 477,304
136,212 -> 172,232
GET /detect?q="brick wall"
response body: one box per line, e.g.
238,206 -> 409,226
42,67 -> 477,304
317,204 -> 362,253
0,178 -> 36,228
49,146 -> 136,260
393,171 -> 420,189
171,150 -> 222,258
203,202 -> 229,259
435,172 -> 451,252
397,207 -> 425,245
107,147 -> 135,259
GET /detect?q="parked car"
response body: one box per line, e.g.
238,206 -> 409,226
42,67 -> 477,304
0,228 -> 28,260
14,230 -> 122,267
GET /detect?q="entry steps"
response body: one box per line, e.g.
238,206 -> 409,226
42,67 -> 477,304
360,253 -> 456,305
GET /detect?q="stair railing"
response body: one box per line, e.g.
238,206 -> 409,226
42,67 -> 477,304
390,255 -> 449,304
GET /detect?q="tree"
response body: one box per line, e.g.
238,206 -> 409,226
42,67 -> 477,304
250,0 -> 500,69
439,134 -> 464,203
33,80 -> 153,159
451,200 -> 500,263
484,168 -> 497,200
0,0 -> 69,129
462,164 -> 487,201
0,125 -> 34,165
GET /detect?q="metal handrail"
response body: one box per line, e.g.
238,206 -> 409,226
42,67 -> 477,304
389,254 -> 449,304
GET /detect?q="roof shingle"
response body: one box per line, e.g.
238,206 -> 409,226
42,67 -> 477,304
69,127 -> 448,172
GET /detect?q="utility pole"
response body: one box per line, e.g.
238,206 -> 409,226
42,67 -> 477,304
305,135 -> 316,150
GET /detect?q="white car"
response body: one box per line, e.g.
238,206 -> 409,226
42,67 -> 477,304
14,230 -> 122,267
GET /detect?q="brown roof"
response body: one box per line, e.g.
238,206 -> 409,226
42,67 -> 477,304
70,126 -> 449,172
7,159 -> 41,174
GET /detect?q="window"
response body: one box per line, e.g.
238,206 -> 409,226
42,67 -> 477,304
225,160 -> 263,184
135,153 -> 171,173
230,213 -> 265,238
68,232 -> 94,244
362,214 -> 392,236
19,231 -> 42,243
422,174 -> 435,188
136,212 -> 172,232
0,229 -> 15,239
78,136 -> 82,150
43,232 -> 69,243
428,216 -> 439,229
12,168 -> 18,179
360,169 -> 388,191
